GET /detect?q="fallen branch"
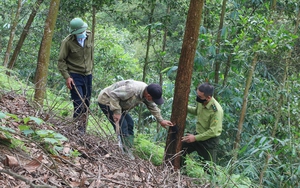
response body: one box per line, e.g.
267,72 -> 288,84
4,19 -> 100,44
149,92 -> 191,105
0,169 -> 54,188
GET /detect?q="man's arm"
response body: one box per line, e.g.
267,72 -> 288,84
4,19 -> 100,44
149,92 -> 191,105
145,102 -> 173,128
57,40 -> 70,80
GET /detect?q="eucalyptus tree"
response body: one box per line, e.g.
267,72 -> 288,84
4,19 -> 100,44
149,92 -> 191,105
3,0 -> 22,67
164,0 -> 204,170
181,0 -> 300,185
214,0 -> 227,85
34,0 -> 60,106
7,0 -> 44,71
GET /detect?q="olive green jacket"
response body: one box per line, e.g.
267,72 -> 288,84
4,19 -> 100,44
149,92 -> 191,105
187,97 -> 223,141
98,80 -> 164,122
57,31 -> 94,79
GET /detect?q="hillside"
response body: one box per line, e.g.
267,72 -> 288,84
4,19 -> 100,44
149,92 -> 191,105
0,91 -> 205,188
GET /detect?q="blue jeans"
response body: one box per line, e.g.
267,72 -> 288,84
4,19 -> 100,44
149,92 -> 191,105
70,73 -> 92,118
98,103 -> 134,136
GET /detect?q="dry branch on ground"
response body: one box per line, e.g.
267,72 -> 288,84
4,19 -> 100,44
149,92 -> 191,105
0,91 -> 206,187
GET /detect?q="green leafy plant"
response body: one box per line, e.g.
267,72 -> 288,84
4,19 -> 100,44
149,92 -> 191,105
22,128 -> 68,155
0,112 -> 27,151
135,134 -> 164,166
1,111 -> 68,155
69,149 -> 81,158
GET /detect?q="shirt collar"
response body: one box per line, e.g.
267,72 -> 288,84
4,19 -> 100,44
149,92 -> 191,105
202,97 -> 215,109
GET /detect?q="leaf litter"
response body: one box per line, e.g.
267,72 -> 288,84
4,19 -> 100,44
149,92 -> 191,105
0,91 -> 207,187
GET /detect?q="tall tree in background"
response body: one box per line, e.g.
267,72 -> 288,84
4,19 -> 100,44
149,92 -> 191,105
271,7 -> 300,138
137,0 -> 157,131
34,0 -> 60,106
164,0 -> 204,170
233,51 -> 260,156
7,0 -> 44,71
214,0 -> 227,85
3,0 -> 22,67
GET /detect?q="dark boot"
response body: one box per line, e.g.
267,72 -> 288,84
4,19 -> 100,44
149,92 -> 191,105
77,113 -> 88,134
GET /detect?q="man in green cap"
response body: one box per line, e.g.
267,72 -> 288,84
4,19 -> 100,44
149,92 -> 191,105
58,18 -> 94,134
181,83 -> 223,174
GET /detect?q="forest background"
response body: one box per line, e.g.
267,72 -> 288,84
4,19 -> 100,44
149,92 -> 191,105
0,0 -> 300,187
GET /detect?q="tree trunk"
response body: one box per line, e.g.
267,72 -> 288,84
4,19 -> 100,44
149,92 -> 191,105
271,9 -> 300,137
156,4 -> 170,134
92,6 -> 96,43
7,0 -> 44,71
233,51 -> 259,159
138,0 -> 156,133
214,0 -> 227,85
164,0 -> 204,170
3,0 -> 22,67
271,0 -> 276,11
222,53 -> 231,87
34,0 -> 60,106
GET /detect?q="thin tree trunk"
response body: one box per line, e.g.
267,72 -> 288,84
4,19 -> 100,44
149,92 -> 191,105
214,0 -> 227,85
233,51 -> 259,159
156,4 -> 170,134
222,53 -> 231,87
271,9 -> 300,137
3,0 -> 22,67
34,0 -> 60,106
271,0 -> 276,11
164,0 -> 204,170
203,0 -> 209,29
138,0 -> 156,133
92,6 -> 96,43
7,0 -> 44,71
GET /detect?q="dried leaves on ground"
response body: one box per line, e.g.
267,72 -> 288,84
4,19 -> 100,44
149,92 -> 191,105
0,92 -> 205,187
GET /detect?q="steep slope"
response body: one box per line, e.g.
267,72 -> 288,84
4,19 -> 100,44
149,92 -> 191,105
0,91 -> 204,187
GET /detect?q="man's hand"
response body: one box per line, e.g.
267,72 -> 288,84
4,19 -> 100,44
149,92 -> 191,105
181,134 -> 196,143
113,114 -> 121,123
66,77 -> 75,90
159,120 -> 174,129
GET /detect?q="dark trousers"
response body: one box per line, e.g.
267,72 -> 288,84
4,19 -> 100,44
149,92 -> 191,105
70,73 -> 92,118
98,103 -> 134,136
181,136 -> 219,167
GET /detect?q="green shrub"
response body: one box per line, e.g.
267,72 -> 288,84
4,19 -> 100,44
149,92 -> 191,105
134,134 -> 164,166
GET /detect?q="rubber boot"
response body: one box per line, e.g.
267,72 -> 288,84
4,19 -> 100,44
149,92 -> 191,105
122,135 -> 135,160
77,113 -> 88,135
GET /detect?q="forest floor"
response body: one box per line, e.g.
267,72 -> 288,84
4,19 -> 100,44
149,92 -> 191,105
0,91 -> 207,188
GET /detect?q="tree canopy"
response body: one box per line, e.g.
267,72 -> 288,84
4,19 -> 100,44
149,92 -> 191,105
0,0 -> 299,187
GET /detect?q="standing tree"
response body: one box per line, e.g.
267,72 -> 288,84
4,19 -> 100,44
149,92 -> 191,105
34,0 -> 60,106
3,0 -> 22,67
7,0 -> 44,71
164,0 -> 204,170
214,0 -> 227,85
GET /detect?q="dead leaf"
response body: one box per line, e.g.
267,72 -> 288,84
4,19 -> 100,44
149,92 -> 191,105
24,154 -> 43,173
3,155 -> 19,167
63,145 -> 71,155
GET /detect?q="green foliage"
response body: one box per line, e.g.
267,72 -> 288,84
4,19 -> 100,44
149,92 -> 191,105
184,155 -> 253,187
69,149 -> 81,158
0,112 -> 27,151
1,0 -> 300,186
21,126 -> 68,155
0,110 -> 68,155
93,24 -> 142,89
134,134 -> 164,166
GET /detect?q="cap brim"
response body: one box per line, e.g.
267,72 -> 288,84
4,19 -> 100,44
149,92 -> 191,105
153,97 -> 164,105
70,23 -> 88,34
